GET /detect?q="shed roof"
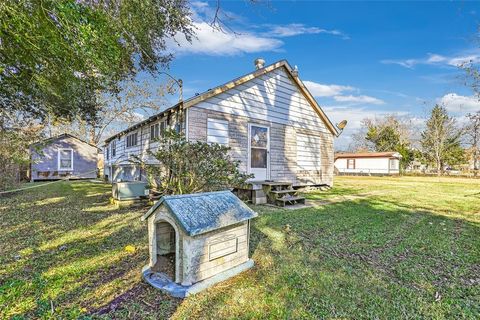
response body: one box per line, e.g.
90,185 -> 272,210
142,191 -> 258,237
30,133 -> 99,150
335,152 -> 401,159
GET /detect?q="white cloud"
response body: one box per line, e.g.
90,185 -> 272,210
169,22 -> 283,55
381,52 -> 480,69
323,106 -> 371,130
303,81 -> 354,97
324,106 -> 407,150
168,2 -> 347,56
438,93 -> 480,113
266,23 -> 349,39
304,80 -> 384,105
333,95 -> 385,105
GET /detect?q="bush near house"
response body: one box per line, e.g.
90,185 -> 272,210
0,176 -> 479,319
134,130 -> 252,195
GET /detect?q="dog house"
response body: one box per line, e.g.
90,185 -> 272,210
141,190 -> 258,297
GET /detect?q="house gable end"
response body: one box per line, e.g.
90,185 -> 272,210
189,64 -> 336,136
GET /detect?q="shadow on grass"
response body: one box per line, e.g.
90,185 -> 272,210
172,198 -> 480,319
1,181 -> 479,319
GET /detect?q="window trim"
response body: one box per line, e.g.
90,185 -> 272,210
389,158 -> 398,170
111,140 -> 116,157
347,158 -> 355,169
150,123 -> 160,140
57,148 -> 73,171
126,132 -> 138,148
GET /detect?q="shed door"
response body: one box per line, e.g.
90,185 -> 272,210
248,124 -> 270,181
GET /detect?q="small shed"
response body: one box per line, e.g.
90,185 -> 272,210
141,190 -> 258,297
30,133 -> 99,181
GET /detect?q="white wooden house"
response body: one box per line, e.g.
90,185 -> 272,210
103,59 -> 339,188
334,152 -> 402,175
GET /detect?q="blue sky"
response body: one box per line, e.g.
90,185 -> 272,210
143,1 -> 480,149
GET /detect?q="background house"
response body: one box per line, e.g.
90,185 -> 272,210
334,152 -> 402,175
103,59 -> 339,187
30,134 -> 99,181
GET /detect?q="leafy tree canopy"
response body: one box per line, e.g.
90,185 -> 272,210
360,115 -> 414,171
0,0 -> 193,123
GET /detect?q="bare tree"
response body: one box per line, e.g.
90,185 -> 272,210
465,111 -> 480,174
0,111 -> 42,190
47,80 -> 172,145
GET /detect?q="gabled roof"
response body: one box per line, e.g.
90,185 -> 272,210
335,152 -> 402,160
105,59 -> 339,143
142,190 -> 258,237
30,133 -> 99,150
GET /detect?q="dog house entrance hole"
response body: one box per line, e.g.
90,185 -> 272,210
153,221 -> 176,280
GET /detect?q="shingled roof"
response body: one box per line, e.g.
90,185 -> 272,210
142,191 -> 258,237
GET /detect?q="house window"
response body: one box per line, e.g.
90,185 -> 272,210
150,123 -> 159,140
111,140 -> 116,157
389,158 -> 398,170
347,159 -> 355,169
296,133 -> 321,171
126,132 -> 138,148
58,149 -> 73,171
151,120 -> 168,140
160,120 -> 166,135
106,147 -> 109,160
207,118 -> 229,146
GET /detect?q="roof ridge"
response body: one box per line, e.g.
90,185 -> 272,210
161,190 -> 230,200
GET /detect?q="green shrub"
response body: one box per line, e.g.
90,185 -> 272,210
133,130 -> 252,195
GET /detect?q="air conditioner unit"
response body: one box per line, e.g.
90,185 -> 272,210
112,181 -> 149,200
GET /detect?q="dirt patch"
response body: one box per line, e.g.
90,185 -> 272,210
151,253 -> 175,280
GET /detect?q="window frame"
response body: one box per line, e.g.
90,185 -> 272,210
57,148 -> 73,171
126,132 -> 138,148
150,123 -> 160,140
389,158 -> 398,170
111,140 -> 116,157
347,158 -> 355,169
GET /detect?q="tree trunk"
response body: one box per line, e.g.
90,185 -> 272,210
474,148 -> 479,176
89,126 -> 97,146
436,156 -> 442,176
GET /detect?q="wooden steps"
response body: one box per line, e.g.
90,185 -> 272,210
270,189 -> 298,195
262,181 -> 292,187
262,181 -> 306,207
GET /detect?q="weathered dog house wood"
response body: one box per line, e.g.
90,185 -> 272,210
141,190 -> 258,297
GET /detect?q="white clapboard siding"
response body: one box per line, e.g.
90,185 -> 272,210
297,133 -> 321,171
195,68 -> 329,134
207,118 -> 229,146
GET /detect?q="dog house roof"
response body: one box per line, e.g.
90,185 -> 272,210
142,190 -> 258,236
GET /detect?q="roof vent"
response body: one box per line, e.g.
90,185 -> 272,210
254,58 -> 265,70
292,65 -> 299,77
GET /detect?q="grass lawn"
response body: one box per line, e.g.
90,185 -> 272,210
0,176 -> 479,319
